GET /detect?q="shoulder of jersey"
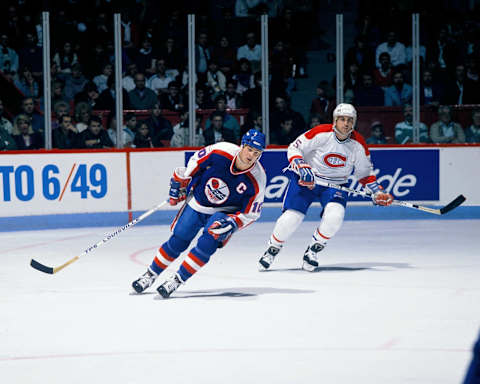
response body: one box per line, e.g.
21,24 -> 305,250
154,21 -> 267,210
209,142 -> 240,157
251,160 -> 267,186
350,131 -> 370,154
304,124 -> 334,140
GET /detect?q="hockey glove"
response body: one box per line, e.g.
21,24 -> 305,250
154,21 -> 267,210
208,215 -> 239,244
169,168 -> 191,206
291,158 -> 315,189
366,181 -> 394,206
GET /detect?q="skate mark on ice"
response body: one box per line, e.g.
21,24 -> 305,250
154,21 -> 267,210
265,262 -> 412,273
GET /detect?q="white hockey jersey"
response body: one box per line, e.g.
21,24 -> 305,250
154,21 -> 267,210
287,124 -> 377,185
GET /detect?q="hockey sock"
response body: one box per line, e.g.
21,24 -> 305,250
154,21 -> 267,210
150,235 -> 190,275
269,209 -> 305,247
316,202 -> 345,241
178,247 -> 211,282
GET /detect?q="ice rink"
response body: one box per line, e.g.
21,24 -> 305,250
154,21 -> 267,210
1,218 -> 479,384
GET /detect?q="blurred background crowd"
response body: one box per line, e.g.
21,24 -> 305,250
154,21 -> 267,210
1,0 -> 480,151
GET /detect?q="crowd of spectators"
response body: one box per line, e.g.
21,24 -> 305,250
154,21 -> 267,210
0,1 -> 480,151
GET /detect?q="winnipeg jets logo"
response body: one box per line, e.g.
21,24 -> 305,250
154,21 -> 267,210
205,177 -> 230,204
323,153 -> 347,167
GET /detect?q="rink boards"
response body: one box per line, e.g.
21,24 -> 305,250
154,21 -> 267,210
0,146 -> 479,229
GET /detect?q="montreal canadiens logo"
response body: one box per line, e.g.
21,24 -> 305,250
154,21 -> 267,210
205,177 -> 230,204
323,153 -> 347,167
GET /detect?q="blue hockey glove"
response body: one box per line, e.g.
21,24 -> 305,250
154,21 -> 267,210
366,181 -> 394,206
169,168 -> 190,206
208,215 -> 239,243
291,157 -> 315,189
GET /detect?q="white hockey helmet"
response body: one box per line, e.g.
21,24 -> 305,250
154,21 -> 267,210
333,103 -> 357,138
333,103 -> 357,126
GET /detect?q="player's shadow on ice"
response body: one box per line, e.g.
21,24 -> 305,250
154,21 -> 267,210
270,262 -> 412,273
155,287 -> 315,300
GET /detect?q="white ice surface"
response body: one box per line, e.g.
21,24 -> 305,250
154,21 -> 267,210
1,220 -> 479,384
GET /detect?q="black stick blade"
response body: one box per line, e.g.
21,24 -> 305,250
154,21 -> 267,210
30,259 -> 54,274
440,195 -> 466,215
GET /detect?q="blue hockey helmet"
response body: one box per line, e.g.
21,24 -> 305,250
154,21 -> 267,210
241,129 -> 266,151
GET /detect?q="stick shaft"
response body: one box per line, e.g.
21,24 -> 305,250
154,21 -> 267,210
31,200 -> 169,274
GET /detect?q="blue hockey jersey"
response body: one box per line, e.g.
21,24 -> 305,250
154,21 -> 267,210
184,142 -> 266,228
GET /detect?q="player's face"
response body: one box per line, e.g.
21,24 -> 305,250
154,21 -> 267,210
335,116 -> 354,140
236,145 -> 262,170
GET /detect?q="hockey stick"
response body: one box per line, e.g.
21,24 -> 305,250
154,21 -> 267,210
30,200 -> 169,274
314,178 -> 466,215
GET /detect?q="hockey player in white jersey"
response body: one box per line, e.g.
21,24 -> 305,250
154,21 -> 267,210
132,129 -> 266,298
258,103 -> 393,272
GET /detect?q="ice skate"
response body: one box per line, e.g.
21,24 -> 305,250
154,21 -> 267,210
157,273 -> 183,298
258,245 -> 282,271
132,270 -> 157,293
302,243 -> 325,272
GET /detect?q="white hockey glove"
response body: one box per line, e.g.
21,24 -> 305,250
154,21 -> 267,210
169,167 -> 191,206
366,181 -> 394,206
291,158 -> 315,189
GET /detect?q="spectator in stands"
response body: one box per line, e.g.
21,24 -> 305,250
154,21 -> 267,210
96,74 -> 131,112
155,37 -> 184,74
159,81 -> 184,112
395,104 -> 430,144
0,98 -> 13,135
212,35 -> 236,78
63,63 -> 89,102
195,32 -> 212,84
195,88 -> 213,110
144,103 -> 173,141
465,109 -> 480,143
170,110 -> 205,147
344,62 -> 361,91
53,114 -> 78,149
206,61 -> 226,99
106,112 -> 135,148
443,64 -> 480,105
147,58 -> 174,95
52,79 -> 69,105
204,95 -> 241,142
0,33 -> 19,77
430,105 -> 465,143
345,35 -> 375,74
18,32 -> 42,80
128,73 -> 158,110
135,37 -> 155,76
14,65 -> 40,99
242,71 -> 262,112
203,111 -> 238,145
309,114 -> 322,129
0,122 -> 16,150
270,116 -> 298,145
373,52 -> 393,89
366,121 -> 387,144
75,115 -> 113,149
375,31 -> 406,70
355,72 -> 384,106
420,69 -> 443,108
237,31 -> 261,73
232,58 -> 255,95
53,41 -> 79,75
270,39 -> 296,97
12,114 -> 43,150
270,95 -> 306,139
123,63 -> 138,92
384,70 -> 412,107
93,63 -> 113,94
74,81 -> 101,110
52,100 -> 71,130
74,102 -> 91,133
426,25 -> 458,81
225,80 -> 243,109
310,81 -> 335,123
240,110 -> 262,136
134,120 -> 158,148
18,97 -> 44,132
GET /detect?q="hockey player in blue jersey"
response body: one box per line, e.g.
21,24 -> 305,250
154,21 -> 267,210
132,129 -> 267,298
